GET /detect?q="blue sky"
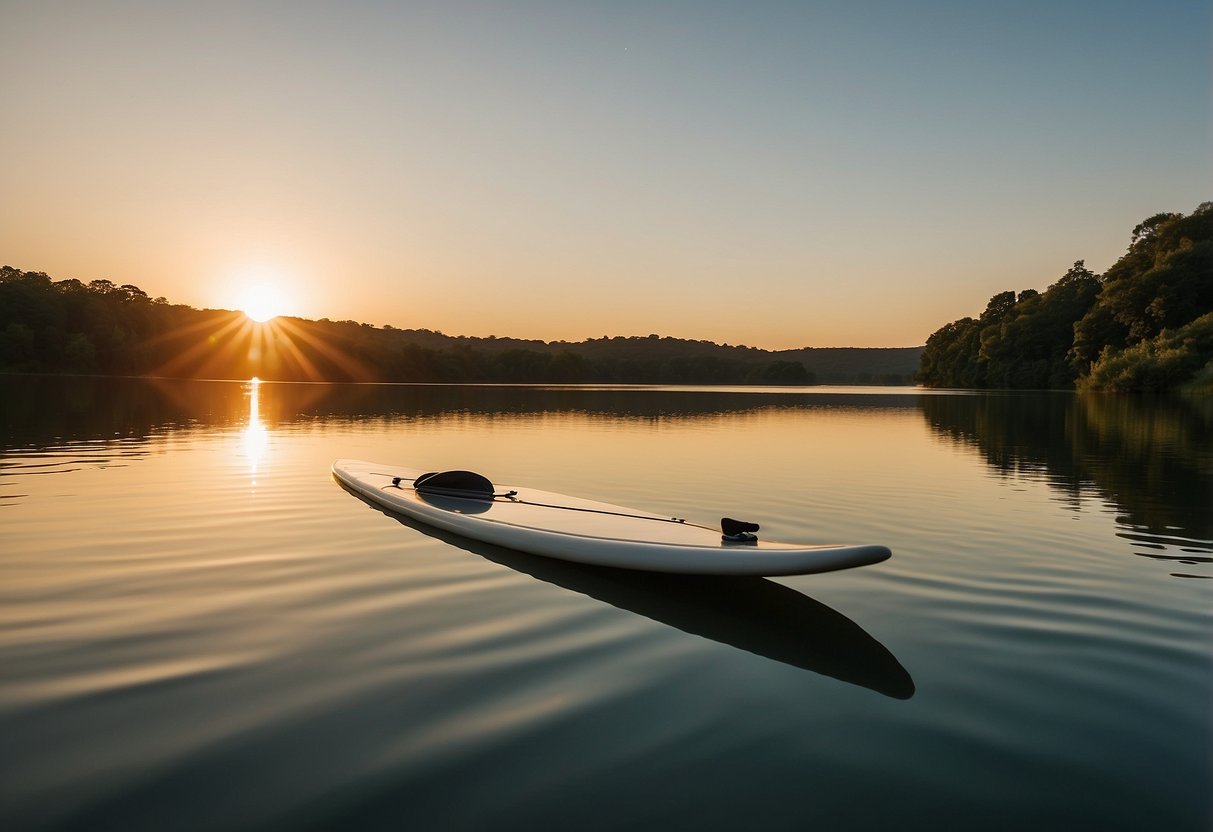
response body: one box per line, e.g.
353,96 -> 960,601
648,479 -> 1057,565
1,1 -> 1208,347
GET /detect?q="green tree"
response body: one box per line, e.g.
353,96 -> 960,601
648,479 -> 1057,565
917,317 -> 983,387
1073,203 -> 1213,365
63,333 -> 97,372
921,204 -> 1212,391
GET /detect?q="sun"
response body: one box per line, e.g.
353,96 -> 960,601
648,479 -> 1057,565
238,283 -> 287,323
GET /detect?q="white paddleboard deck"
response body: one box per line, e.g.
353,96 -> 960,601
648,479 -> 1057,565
333,459 -> 891,576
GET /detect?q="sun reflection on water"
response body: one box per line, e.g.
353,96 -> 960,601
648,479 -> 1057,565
240,377 -> 269,482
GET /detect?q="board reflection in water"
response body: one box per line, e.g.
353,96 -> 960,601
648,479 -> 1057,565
341,482 -> 915,700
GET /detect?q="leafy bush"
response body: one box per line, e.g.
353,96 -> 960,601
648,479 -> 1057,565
1080,312 -> 1213,392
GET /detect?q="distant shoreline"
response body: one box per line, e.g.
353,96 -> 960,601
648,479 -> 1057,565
0,370 -> 926,389
0,267 -> 924,385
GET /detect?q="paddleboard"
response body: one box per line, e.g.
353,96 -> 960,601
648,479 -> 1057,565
332,459 -> 891,576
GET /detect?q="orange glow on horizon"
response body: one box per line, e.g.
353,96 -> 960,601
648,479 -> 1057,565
141,310 -> 375,383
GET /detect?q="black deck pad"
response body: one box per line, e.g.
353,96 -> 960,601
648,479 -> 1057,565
414,470 -> 495,499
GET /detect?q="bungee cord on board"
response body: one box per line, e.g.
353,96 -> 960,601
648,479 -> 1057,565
371,470 -> 734,533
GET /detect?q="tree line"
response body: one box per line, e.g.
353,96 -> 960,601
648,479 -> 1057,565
916,203 -> 1213,391
0,267 -> 921,384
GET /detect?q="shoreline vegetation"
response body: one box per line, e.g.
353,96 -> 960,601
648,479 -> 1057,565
916,203 -> 1213,393
5,201 -> 1206,391
0,266 -> 920,385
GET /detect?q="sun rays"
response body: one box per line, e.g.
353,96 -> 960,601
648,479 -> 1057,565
144,311 -> 376,382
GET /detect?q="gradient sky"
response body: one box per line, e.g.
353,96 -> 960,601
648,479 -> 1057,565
1,1 -> 1209,348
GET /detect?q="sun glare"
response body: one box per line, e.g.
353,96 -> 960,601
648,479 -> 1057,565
239,284 -> 287,323
240,376 -> 269,481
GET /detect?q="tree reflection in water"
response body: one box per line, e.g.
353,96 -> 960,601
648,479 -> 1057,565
920,392 -> 1213,571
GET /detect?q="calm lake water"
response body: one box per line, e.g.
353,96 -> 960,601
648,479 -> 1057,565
1,377 -> 1209,831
